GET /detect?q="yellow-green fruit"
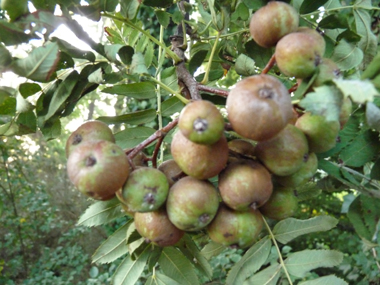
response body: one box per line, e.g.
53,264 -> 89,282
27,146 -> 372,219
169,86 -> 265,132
260,187 -> 298,220
66,120 -> 115,158
227,74 -> 293,141
207,204 -> 263,248
1,0 -> 28,21
134,208 -> 184,247
171,131 -> 229,180
218,160 -> 273,211
255,124 -> 309,176
166,176 -> 219,231
249,1 -> 299,48
295,112 -> 340,153
275,32 -> 325,79
275,152 -> 318,187
179,100 -> 225,145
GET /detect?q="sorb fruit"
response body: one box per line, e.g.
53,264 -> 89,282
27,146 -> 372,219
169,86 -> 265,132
227,74 -> 293,141
295,112 -> 340,153
67,140 -> 130,200
158,159 -> 186,187
275,32 -> 325,79
218,160 -> 273,211
66,120 -> 115,158
255,124 -> 309,176
134,208 -> 184,247
166,176 -> 219,231
249,1 -> 299,48
260,187 -> 298,220
207,204 -> 263,248
119,167 -> 169,212
228,139 -> 256,157
171,130 -> 229,180
178,100 -> 225,145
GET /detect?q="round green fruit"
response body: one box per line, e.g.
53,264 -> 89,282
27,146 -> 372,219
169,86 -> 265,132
66,120 -> 115,158
134,208 -> 184,247
255,124 -> 309,176
274,152 -> 318,187
166,176 -> 219,231
206,204 -> 263,248
295,112 -> 340,153
67,140 -> 130,200
119,167 -> 169,212
171,130 -> 229,180
249,1 -> 299,48
227,74 -> 293,141
260,187 -> 298,220
178,100 -> 225,145
218,160 -> 273,211
275,32 -> 325,79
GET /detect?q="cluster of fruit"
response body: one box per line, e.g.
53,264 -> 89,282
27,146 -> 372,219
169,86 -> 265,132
66,1 -> 352,249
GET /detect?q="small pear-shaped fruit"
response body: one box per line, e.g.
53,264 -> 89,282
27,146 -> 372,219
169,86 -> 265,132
166,176 -> 219,231
171,131 -> 229,180
255,124 -> 309,176
158,159 -> 186,187
120,167 -> 169,212
249,1 -> 299,48
260,187 -> 298,220
274,152 -> 318,187
218,160 -> 273,211
66,120 -> 115,158
295,112 -> 340,153
134,208 -> 184,247
67,140 -> 130,200
179,100 -> 225,145
227,74 -> 293,141
207,204 -> 263,248
275,32 -> 325,79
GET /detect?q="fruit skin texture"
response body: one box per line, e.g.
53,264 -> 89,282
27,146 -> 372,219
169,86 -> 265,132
255,124 -> 309,176
158,159 -> 186,187
206,204 -> 263,248
66,120 -> 115,158
134,208 -> 184,247
249,1 -> 299,48
171,131 -> 229,180
218,160 -> 273,211
227,74 -> 293,142
166,176 -> 219,231
260,187 -> 298,220
295,112 -> 340,153
120,167 -> 169,212
67,140 -> 130,201
178,100 -> 225,145
275,32 -> 325,79
228,139 -> 256,157
275,152 -> 318,187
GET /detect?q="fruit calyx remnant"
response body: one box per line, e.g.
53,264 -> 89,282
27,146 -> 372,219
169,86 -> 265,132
258,87 -> 274,99
86,156 -> 97,167
193,117 -> 208,133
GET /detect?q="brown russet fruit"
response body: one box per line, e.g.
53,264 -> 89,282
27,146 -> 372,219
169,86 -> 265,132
134,208 -> 184,247
158,159 -> 186,187
249,1 -> 299,48
227,74 -> 293,142
67,140 -> 130,201
171,130 -> 229,180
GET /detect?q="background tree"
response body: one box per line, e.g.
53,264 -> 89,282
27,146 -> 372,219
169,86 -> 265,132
1,0 -> 380,284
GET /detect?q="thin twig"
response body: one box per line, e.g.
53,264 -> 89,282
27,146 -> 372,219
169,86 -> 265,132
262,54 -> 276,74
198,84 -> 229,97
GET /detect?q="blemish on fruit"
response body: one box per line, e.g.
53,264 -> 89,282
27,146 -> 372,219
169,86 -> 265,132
85,155 -> 97,167
303,153 -> 309,162
144,193 -> 156,204
72,134 -> 82,145
199,213 -> 210,224
223,232 -> 233,238
258,87 -> 274,99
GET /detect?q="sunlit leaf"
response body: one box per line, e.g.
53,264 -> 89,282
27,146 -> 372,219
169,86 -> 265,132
226,237 -> 271,285
102,82 -> 156,99
158,247 -> 200,285
285,250 -> 343,278
17,110 -> 37,135
92,222 -> 130,264
112,246 -> 150,285
19,83 -> 41,99
130,52 -> 149,74
115,126 -> 156,149
77,198 -> 125,227
243,263 -> 281,285
0,93 -> 16,116
12,42 -> 60,82
273,216 -> 339,244
51,37 -> 96,62
333,78 -> 378,103
0,21 -> 39,45
300,0 -> 328,14
366,102 -> 380,132
0,44 -> 12,69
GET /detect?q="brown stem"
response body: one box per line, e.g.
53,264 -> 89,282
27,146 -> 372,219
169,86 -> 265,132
151,136 -> 165,168
288,83 -> 298,93
262,53 -> 276,74
198,84 -> 229,97
127,119 -> 179,160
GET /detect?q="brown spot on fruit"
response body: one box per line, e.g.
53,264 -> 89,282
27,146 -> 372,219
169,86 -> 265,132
72,134 -> 82,145
85,156 -> 97,167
